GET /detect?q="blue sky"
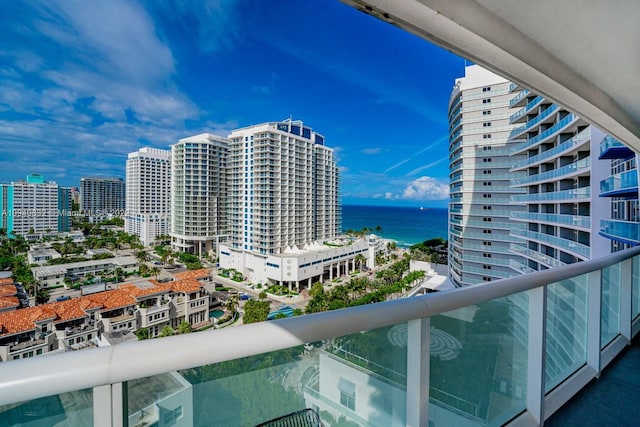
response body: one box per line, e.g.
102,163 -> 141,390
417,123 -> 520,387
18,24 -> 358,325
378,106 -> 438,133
0,0 -> 464,207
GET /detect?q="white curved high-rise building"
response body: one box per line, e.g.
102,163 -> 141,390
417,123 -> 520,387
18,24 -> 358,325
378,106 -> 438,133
170,134 -> 229,255
447,65 -> 527,287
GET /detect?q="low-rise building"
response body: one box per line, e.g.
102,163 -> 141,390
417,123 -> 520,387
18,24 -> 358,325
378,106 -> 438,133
31,256 -> 138,289
0,278 -> 210,362
27,248 -> 61,265
219,236 -> 384,291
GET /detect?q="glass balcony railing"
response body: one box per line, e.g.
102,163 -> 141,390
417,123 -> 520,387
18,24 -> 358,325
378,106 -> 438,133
511,128 -> 590,170
509,244 -> 567,268
1,248 -> 640,427
512,157 -> 591,186
510,228 -> 591,258
511,104 -> 559,138
599,169 -> 639,197
510,114 -> 578,154
510,211 -> 591,229
509,88 -> 531,107
511,187 -> 591,203
600,219 -> 640,244
510,95 -> 544,122
599,135 -> 635,160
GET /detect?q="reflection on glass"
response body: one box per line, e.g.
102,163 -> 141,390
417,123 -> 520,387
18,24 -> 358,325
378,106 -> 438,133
546,274 -> 588,391
633,256 -> 640,319
127,324 -> 411,426
601,263 -> 621,347
430,293 -> 528,426
0,389 -> 92,426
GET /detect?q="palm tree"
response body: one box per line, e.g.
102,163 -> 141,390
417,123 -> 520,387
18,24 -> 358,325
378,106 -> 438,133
135,250 -> 150,265
149,266 -> 161,279
354,254 -> 367,271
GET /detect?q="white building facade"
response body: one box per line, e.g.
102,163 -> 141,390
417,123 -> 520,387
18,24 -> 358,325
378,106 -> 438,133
219,120 -> 351,289
170,134 -> 229,255
448,65 -> 527,286
125,147 -> 171,246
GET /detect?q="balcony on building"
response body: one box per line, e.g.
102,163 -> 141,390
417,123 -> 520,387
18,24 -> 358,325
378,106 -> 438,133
599,135 -> 635,160
599,169 -> 639,198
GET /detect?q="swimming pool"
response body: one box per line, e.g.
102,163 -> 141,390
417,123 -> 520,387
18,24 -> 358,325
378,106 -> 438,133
209,309 -> 224,318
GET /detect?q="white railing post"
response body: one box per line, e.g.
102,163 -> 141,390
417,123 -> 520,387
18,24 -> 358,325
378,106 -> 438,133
527,286 -> 547,425
93,383 -> 124,427
406,317 -> 430,427
620,258 -> 633,341
587,270 -> 602,375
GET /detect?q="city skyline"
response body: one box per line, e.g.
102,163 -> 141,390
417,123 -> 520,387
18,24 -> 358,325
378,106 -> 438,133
0,0 -> 464,208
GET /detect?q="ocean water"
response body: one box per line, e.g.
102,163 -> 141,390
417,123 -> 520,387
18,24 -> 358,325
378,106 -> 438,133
341,204 -> 448,247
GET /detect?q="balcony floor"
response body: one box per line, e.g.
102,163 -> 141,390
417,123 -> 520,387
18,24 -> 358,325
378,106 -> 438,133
546,335 -> 640,426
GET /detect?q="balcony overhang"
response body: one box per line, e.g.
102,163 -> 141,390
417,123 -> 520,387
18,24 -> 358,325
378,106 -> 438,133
342,0 -> 640,153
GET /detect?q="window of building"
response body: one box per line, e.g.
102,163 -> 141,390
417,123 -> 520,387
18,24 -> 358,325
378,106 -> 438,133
483,122 -> 491,127
483,217 -> 492,222
482,86 -> 491,92
483,253 -> 492,258
483,158 -> 492,162
482,110 -> 492,115
482,98 -> 491,104
338,378 -> 356,411
483,170 -> 492,174
483,265 -> 492,270
483,205 -> 492,210
483,134 -> 492,139
483,229 -> 492,234
483,193 -> 492,198
483,181 -> 492,186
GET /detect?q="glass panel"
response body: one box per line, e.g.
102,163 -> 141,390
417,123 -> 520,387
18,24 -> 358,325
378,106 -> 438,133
429,293 -> 528,426
127,323 -> 408,426
633,255 -> 640,319
0,389 -> 93,426
545,273 -> 588,391
601,263 -> 622,347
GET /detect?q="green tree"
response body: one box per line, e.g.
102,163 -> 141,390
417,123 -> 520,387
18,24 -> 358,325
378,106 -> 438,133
258,290 -> 267,301
135,327 -> 150,340
178,321 -> 192,334
159,325 -> 175,337
243,300 -> 270,324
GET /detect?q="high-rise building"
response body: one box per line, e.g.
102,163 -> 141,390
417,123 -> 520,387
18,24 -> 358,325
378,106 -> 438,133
447,65 -> 528,286
125,147 -> 171,247
218,119 -> 366,290
0,174 -> 72,237
170,134 -> 229,255
80,177 -> 125,221
226,119 -> 340,254
506,86 -> 610,268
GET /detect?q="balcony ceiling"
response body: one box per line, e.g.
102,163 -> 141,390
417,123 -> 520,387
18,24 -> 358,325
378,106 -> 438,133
343,0 -> 640,152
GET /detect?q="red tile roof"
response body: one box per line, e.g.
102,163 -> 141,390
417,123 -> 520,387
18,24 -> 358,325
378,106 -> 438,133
173,268 -> 210,281
0,278 -> 14,286
0,297 -> 19,310
0,285 -> 17,297
0,278 -> 206,337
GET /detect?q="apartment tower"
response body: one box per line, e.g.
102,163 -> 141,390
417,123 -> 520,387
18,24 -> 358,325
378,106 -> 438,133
80,177 -> 125,221
170,134 -> 229,255
0,174 -> 72,237
125,147 -> 171,246
448,65 -> 527,287
226,119 -> 339,255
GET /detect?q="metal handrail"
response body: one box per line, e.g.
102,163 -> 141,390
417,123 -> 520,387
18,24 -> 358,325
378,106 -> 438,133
1,245 -> 640,406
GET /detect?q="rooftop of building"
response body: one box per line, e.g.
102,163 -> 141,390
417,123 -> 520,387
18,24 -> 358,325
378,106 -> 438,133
0,278 -> 205,337
172,268 -> 211,281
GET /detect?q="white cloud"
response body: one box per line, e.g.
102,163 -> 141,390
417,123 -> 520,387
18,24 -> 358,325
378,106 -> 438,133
401,176 -> 449,200
361,147 -> 382,155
